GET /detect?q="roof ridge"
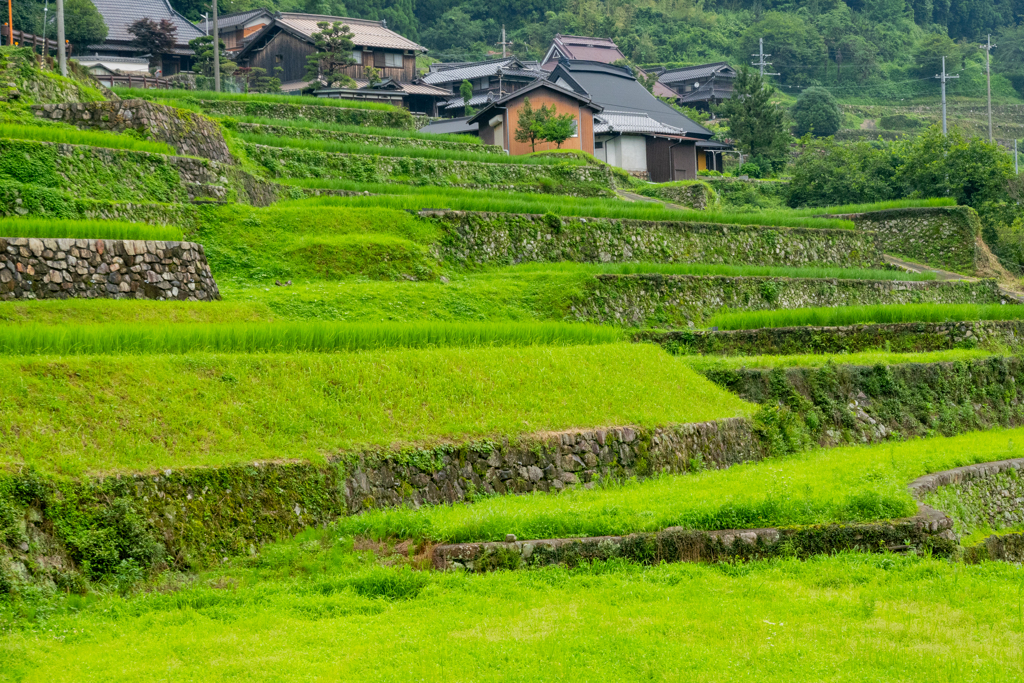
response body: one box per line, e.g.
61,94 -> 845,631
277,12 -> 384,26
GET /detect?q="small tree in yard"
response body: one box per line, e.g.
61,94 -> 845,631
539,112 -> 576,148
514,97 -> 546,152
128,18 -> 177,69
460,79 -> 474,114
304,21 -> 357,89
188,36 -> 236,88
791,86 -> 841,137
237,66 -> 282,93
716,67 -> 790,173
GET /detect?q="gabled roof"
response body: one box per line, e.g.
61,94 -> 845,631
442,92 -> 496,110
547,60 -> 712,138
658,62 -> 736,85
216,9 -> 274,32
421,57 -> 538,85
466,79 -> 602,125
420,116 -> 479,136
542,34 -> 625,69
594,111 -> 692,137
89,0 -> 204,49
237,12 -> 426,58
675,79 -> 735,104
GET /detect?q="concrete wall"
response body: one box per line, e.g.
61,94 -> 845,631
601,135 -> 648,174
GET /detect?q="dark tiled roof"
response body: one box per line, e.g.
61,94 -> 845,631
419,116 -> 479,135
594,111 -> 690,136
548,60 -> 712,138
658,62 -> 736,85
89,0 -> 204,47
467,79 -> 601,125
421,58 -> 541,85
675,79 -> 735,103
216,9 -> 273,31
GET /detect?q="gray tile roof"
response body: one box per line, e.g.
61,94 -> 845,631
675,79 -> 734,103
594,111 -> 690,136
216,9 -> 273,31
548,61 -> 712,137
276,13 -> 425,52
658,62 -> 735,85
422,58 -> 530,85
419,116 -> 479,135
89,0 -> 204,47
442,92 -> 496,109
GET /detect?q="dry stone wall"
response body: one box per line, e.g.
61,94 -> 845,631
428,210 -> 882,269
0,237 -> 219,300
571,274 -> 1002,327
640,320 -> 1024,356
32,100 -> 233,162
843,207 -> 980,274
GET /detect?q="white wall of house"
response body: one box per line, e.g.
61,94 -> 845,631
598,135 -> 647,173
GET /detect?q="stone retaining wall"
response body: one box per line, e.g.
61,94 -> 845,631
243,143 -> 615,195
639,320 -> 1024,356
843,207 -> 980,274
193,99 -> 416,130
33,100 -> 233,163
427,210 -> 882,269
638,181 -> 719,209
0,237 -> 219,300
234,122 -> 502,154
571,274 -> 1002,327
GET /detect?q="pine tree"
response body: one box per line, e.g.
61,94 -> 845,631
716,68 -> 790,171
304,22 -> 358,90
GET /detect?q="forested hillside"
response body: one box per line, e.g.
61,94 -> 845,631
158,0 -> 1024,101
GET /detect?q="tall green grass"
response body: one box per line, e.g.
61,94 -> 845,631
276,187 -> 856,230
0,218 -> 183,241
0,124 -> 175,154
113,87 -> 397,111
708,303 -> 1024,330
239,132 -> 583,165
0,322 -> 622,356
788,197 -> 957,216
227,116 -> 482,144
682,348 -> 995,372
497,261 -> 936,281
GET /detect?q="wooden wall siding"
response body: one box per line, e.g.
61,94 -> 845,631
479,121 -> 498,147
245,31 -> 415,84
671,141 -> 697,180
504,90 -> 594,155
645,137 -> 673,183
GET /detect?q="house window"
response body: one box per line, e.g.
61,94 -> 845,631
384,52 -> 403,68
478,76 -> 489,89
352,50 -> 363,65
275,55 -> 283,63
595,141 -> 604,149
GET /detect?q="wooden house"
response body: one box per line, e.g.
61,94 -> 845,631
214,9 -> 273,53
87,0 -> 205,76
466,80 -> 601,155
656,62 -> 736,110
234,13 -> 426,93
420,57 -> 542,116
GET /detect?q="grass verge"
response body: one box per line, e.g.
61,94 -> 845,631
112,87 -> 397,111
708,303 -> 1024,330
793,197 -> 957,216
0,218 -> 183,241
224,116 -> 482,144
0,343 -> 751,475
0,123 -> 175,154
680,349 -> 996,371
336,428 -> 1024,543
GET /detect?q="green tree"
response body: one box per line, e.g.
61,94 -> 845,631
237,66 -> 282,94
460,79 -> 473,105
791,87 -> 841,137
514,97 -> 548,152
304,22 -> 358,90
737,12 -> 827,86
127,18 -> 178,68
188,36 -> 236,83
786,136 -> 899,207
911,34 -> 961,78
715,68 -> 790,171
538,112 -> 577,148
63,0 -> 108,53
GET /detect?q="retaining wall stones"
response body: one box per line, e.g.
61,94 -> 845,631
233,121 -> 502,154
637,181 -> 719,210
0,237 -> 219,300
639,320 -> 1024,356
705,356 -> 1024,447
32,100 -> 233,163
243,143 -> 615,194
571,274 -> 1002,327
843,207 -> 981,274
427,210 -> 882,269
191,99 -> 416,129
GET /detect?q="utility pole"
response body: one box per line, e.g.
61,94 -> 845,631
935,56 -> 958,135
1016,139 -> 1019,175
6,0 -> 12,46
751,38 -> 779,78
212,0 -> 220,92
982,34 -> 996,142
56,0 -> 66,76
496,25 -> 512,59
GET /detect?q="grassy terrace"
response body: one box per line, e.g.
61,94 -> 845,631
225,116 -> 483,145
0,124 -> 175,155
275,191 -> 856,230
793,197 -> 957,216
708,304 -> 1024,330
0,218 -> 183,241
4,547 -> 1021,681
499,262 -> 936,281
0,344 -> 751,476
112,87 -> 399,111
681,348 -> 996,371
337,428 -> 1024,543
238,132 -> 586,165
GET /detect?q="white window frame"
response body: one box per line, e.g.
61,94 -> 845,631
352,50 -> 363,65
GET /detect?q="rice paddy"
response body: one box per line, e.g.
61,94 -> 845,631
0,124 -> 175,155
681,348 -> 996,371
0,321 -> 622,356
707,303 -> 1024,330
113,88 -> 398,111
0,218 -> 183,241
790,197 -> 957,216
225,116 -> 483,145
239,132 -> 585,165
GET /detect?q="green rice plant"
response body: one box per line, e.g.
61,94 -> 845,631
276,186 -> 856,230
496,261 -> 936,281
785,197 -> 957,216
335,427 -> 1024,543
682,348 -> 995,372
112,87 -> 397,111
0,321 -> 622,356
0,218 -> 183,241
0,124 -> 175,154
238,132 -> 585,165
225,116 -> 482,144
708,303 -> 1024,330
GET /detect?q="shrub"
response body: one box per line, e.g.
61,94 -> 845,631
791,87 -> 842,138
